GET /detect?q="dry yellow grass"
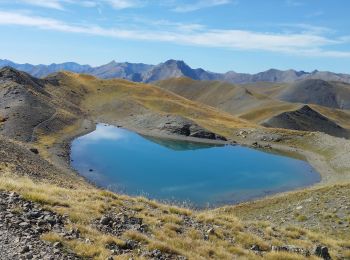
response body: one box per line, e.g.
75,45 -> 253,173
50,72 -> 254,129
238,102 -> 300,123
0,171 -> 349,259
310,104 -> 350,128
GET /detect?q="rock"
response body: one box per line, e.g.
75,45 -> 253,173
313,245 -> 331,260
53,242 -> 62,248
158,116 -> 227,141
0,117 -> 9,122
29,148 -> 39,154
100,216 -> 112,225
95,213 -> 148,236
44,216 -> 56,225
124,240 -> 138,250
239,130 -> 247,136
65,228 -> 80,239
19,222 -> 30,228
151,249 -> 162,258
250,245 -> 260,251
206,228 -> 215,235
37,220 -> 47,226
21,245 -> 30,253
272,245 -> 310,257
27,211 -> 41,219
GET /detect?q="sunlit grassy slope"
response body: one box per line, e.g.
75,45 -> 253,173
2,71 -> 350,259
156,77 -> 350,130
48,72 -> 254,129
1,165 -> 349,260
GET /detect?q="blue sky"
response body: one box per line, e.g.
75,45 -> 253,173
0,0 -> 350,73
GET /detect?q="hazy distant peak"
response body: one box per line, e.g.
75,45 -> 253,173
106,60 -> 118,66
1,58 -> 350,84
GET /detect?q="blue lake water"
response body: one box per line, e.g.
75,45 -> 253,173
71,124 -> 320,208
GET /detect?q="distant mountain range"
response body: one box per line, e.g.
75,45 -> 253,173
1,58 -> 350,84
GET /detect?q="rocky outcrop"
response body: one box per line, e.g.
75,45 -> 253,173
96,212 -> 186,259
0,67 -> 55,142
95,213 -> 148,236
262,105 -> 349,138
0,191 -> 79,259
271,245 -> 310,256
158,115 -> 227,141
0,66 -> 47,92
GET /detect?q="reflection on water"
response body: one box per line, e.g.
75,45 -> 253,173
142,135 -> 225,151
71,124 -> 320,208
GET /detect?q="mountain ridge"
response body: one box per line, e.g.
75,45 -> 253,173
1,58 -> 350,84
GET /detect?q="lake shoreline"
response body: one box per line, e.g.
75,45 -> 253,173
71,123 -> 320,208
45,111 -> 350,210
42,116 -> 347,209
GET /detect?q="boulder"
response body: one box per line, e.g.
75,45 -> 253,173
313,245 -> 331,260
29,148 -> 39,154
159,116 -> 227,141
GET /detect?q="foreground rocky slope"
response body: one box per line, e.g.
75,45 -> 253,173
0,67 -> 350,259
0,191 -> 79,260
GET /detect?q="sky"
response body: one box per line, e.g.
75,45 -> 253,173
0,0 -> 350,73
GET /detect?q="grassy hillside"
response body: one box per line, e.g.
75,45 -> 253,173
1,68 -> 350,259
47,72 -> 253,127
155,78 -> 275,115
262,105 -> 350,138
156,77 -> 350,138
277,79 -> 350,109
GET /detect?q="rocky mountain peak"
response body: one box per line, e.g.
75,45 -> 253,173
0,66 -> 45,89
1,59 -> 350,84
162,59 -> 190,70
106,60 -> 118,66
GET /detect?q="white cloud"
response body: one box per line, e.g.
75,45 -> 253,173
18,0 -> 64,10
15,0 -> 142,10
281,23 -> 333,35
172,0 -> 233,12
79,1 -> 98,7
80,124 -> 127,143
297,50 -> 350,58
12,0 -> 233,11
0,10 -> 349,58
104,0 -> 143,9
